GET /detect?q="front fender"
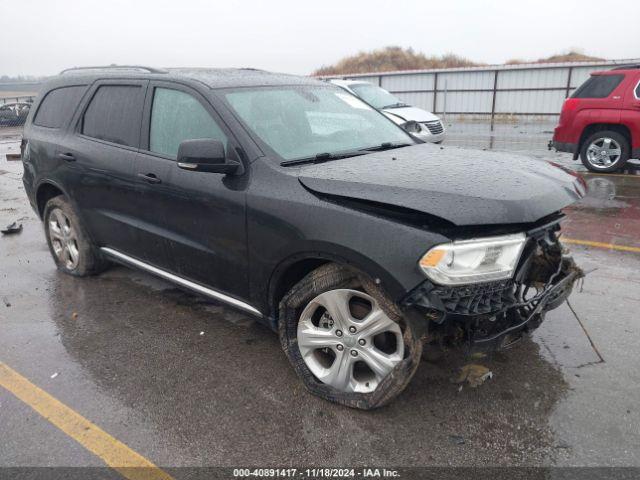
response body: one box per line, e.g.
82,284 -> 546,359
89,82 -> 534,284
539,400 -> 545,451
267,242 -> 407,312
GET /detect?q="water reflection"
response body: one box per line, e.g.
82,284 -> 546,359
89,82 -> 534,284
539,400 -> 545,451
49,266 -> 569,465
563,174 -> 640,249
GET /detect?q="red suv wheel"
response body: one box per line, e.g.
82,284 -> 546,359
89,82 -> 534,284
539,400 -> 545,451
580,130 -> 630,173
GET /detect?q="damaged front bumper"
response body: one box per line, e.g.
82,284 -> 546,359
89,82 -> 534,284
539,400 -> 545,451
402,220 -> 584,351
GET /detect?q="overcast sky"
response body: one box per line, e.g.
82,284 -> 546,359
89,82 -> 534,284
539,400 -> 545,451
2,0 -> 638,77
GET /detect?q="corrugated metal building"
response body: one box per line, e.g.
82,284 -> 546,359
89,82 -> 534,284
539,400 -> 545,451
322,59 -> 640,125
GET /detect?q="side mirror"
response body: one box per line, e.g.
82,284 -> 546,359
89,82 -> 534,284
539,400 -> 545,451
177,139 -> 241,174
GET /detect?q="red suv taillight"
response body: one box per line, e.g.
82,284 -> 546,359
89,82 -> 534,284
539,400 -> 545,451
563,98 -> 579,111
559,98 -> 579,124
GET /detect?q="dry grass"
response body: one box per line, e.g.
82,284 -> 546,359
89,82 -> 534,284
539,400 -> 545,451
506,50 -> 605,65
314,46 -> 481,76
315,47 -> 608,76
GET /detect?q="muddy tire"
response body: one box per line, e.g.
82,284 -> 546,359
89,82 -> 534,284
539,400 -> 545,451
279,263 -> 422,409
43,196 -> 108,276
580,130 -> 629,173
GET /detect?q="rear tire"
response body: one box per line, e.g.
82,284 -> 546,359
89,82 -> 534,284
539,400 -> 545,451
279,263 -> 422,409
43,196 -> 108,276
580,130 -> 629,173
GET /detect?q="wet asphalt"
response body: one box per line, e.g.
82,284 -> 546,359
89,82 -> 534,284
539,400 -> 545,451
1,123 -> 639,471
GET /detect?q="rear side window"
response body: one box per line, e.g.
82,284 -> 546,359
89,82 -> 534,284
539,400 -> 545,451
82,85 -> 143,147
149,88 -> 227,158
572,74 -> 624,99
636,81 -> 640,99
33,86 -> 86,128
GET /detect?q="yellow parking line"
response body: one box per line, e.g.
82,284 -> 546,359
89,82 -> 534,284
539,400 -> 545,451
0,362 -> 174,480
562,237 -> 640,254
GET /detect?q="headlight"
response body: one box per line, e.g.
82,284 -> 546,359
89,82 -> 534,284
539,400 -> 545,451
403,120 -> 422,134
418,233 -> 527,286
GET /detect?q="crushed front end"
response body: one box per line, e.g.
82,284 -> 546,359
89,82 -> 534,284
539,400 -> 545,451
402,219 -> 584,351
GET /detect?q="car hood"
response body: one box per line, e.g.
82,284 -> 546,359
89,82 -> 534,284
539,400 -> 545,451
297,144 -> 585,226
382,106 -> 440,123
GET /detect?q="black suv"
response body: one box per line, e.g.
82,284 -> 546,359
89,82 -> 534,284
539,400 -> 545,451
22,66 -> 584,409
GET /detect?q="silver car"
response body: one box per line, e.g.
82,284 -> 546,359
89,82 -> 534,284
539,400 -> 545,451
330,79 -> 445,143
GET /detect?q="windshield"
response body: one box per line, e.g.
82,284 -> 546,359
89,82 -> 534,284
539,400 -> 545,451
349,83 -> 405,109
223,86 -> 412,161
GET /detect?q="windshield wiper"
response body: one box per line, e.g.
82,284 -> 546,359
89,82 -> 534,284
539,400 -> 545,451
359,142 -> 412,152
280,150 -> 367,167
381,102 -> 407,109
280,143 -> 411,166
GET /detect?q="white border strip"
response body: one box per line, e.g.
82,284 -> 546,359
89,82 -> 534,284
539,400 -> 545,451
101,247 -> 262,317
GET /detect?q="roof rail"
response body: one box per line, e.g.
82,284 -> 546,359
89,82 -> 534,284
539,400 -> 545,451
59,65 -> 167,75
611,64 -> 640,70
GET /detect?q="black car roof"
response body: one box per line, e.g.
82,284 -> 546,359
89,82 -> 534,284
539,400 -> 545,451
46,67 -> 324,89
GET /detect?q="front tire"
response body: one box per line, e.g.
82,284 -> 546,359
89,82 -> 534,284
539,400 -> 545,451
580,130 -> 629,173
279,263 -> 422,409
43,196 -> 108,276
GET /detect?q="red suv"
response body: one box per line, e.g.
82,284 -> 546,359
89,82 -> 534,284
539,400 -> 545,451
550,66 -> 640,172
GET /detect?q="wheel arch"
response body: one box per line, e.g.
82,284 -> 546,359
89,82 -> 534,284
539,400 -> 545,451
577,123 -> 631,159
35,180 -> 67,219
267,247 -> 406,326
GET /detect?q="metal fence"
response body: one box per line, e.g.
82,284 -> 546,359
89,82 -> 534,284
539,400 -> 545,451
324,58 -> 640,129
5,60 -> 640,130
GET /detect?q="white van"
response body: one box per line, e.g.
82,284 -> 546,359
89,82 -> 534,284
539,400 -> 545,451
330,79 -> 445,143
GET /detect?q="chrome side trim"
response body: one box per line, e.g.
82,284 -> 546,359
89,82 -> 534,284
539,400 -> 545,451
100,247 -> 262,317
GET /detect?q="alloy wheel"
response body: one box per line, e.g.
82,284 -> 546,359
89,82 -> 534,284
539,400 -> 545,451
48,208 -> 80,270
297,289 -> 404,393
586,137 -> 622,169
